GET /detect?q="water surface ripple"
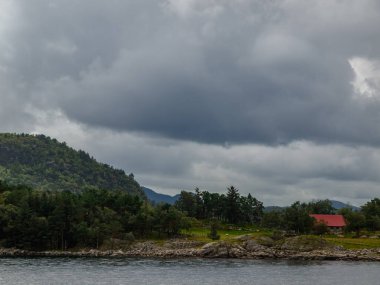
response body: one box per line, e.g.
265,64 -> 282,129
0,258 -> 378,285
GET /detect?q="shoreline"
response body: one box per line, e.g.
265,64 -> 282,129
1,238 -> 380,261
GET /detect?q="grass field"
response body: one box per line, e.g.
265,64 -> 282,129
182,227 -> 271,242
326,237 -> 380,249
182,227 -> 380,249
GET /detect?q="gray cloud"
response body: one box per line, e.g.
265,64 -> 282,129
1,0 -> 379,145
1,1 -> 380,205
30,115 -> 380,206
53,125 -> 380,206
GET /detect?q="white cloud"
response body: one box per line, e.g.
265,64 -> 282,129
164,0 -> 224,19
350,57 -> 380,98
45,38 -> 78,55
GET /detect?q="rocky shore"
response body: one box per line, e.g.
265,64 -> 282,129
1,236 -> 380,261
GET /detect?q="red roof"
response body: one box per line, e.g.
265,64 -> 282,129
310,214 -> 346,227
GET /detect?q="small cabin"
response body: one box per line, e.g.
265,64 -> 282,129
310,214 -> 346,233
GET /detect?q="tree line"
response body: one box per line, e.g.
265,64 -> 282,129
0,181 -> 190,250
1,180 -> 380,250
261,199 -> 380,235
175,186 -> 264,224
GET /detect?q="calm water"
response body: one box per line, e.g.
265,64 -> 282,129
0,257 -> 379,285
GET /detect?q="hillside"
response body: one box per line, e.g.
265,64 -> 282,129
0,133 -> 143,196
142,187 -> 180,204
264,200 -> 360,213
330,200 -> 360,211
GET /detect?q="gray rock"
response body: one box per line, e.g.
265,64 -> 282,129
280,236 -> 332,252
244,239 -> 266,252
255,236 -> 275,247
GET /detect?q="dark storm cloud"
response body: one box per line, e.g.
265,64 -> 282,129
3,0 -> 380,145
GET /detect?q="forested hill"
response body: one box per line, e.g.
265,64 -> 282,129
0,133 -> 143,196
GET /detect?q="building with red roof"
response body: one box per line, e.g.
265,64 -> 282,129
310,214 -> 346,232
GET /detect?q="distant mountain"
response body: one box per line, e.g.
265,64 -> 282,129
142,187 -> 180,204
264,200 -> 360,213
330,200 -> 360,211
263,206 -> 284,213
0,133 -> 144,197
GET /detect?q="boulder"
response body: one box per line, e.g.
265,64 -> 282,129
199,242 -> 246,258
234,234 -> 253,241
244,239 -> 266,252
255,236 -> 275,247
279,236 -> 332,252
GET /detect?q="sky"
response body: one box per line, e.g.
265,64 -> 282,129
1,0 -> 380,206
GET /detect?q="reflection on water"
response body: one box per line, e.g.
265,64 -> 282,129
0,257 -> 379,285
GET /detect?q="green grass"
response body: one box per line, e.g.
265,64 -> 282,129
148,225 -> 380,250
183,228 -> 380,249
131,227 -> 380,251
181,227 -> 271,242
326,237 -> 380,249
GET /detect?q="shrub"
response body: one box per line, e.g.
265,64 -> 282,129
208,219 -> 220,240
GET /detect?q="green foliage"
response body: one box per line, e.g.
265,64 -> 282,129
0,133 -> 143,197
361,198 -> 380,230
152,203 -> 190,236
312,221 -> 329,235
240,193 -> 264,224
261,199 -> 380,236
225,186 -> 241,224
307,199 -> 335,214
283,202 -> 314,234
175,187 -> 263,225
0,181 -> 190,250
261,211 -> 284,229
175,190 -> 197,217
339,207 -> 366,237
207,218 -> 220,240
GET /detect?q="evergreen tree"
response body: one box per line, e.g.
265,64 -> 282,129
225,186 -> 241,224
361,198 -> 380,230
208,218 -> 220,240
283,202 -> 314,234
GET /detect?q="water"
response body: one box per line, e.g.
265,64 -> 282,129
0,258 -> 379,285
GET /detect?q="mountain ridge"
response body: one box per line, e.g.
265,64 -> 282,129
142,187 -> 180,204
264,200 -> 360,212
141,187 -> 360,211
0,133 -> 143,196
